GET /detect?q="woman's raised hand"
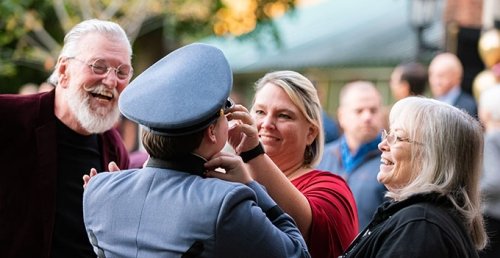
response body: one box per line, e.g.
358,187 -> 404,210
226,104 -> 260,154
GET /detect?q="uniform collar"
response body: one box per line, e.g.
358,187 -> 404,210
145,154 -> 207,177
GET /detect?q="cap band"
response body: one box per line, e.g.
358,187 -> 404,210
144,98 -> 234,136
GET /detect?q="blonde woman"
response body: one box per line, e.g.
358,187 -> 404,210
223,71 -> 358,258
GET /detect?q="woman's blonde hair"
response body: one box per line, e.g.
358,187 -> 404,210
253,70 -> 324,167
387,96 -> 487,249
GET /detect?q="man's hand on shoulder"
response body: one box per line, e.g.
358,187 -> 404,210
82,161 -> 121,189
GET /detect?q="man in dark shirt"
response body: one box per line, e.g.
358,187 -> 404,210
428,52 -> 478,118
0,19 -> 131,258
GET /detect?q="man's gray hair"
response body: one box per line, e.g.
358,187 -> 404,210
47,19 -> 132,85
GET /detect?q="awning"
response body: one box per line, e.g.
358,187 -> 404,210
203,0 -> 444,73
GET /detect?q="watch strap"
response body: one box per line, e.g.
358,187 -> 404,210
240,142 -> 265,163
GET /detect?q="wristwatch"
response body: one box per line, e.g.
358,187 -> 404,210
240,142 -> 265,163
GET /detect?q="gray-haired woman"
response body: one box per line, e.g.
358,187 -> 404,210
342,96 -> 487,257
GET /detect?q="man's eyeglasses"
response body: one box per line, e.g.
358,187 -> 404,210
381,129 -> 421,146
68,57 -> 133,80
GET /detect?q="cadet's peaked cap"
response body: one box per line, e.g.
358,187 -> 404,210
119,43 -> 232,136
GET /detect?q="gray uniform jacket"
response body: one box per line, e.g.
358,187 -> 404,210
83,155 -> 310,258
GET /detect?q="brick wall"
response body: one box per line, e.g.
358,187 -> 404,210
444,0 -> 483,28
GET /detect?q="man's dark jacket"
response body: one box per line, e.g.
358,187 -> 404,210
0,90 -> 130,258
454,90 -> 478,118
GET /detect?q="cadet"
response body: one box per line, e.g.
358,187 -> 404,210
82,43 -> 310,258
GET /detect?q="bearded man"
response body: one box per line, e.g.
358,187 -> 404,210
0,19 -> 131,258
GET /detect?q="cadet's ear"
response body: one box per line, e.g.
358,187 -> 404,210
205,124 -> 217,143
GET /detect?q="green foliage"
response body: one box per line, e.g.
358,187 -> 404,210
0,0 -> 295,93
0,0 -> 55,92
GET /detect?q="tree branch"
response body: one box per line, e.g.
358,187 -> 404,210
52,0 -> 72,32
78,0 -> 93,20
101,0 -> 123,20
120,0 -> 156,44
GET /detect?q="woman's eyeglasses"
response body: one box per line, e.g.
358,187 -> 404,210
381,129 -> 421,145
68,57 -> 133,80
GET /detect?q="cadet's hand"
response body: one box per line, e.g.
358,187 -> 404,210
82,168 -> 97,189
204,152 -> 252,184
226,104 -> 260,153
107,161 -> 120,172
82,161 -> 121,189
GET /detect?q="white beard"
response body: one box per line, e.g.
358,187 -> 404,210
64,84 -> 120,134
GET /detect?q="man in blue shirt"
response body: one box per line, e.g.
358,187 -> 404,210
317,81 -> 387,231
